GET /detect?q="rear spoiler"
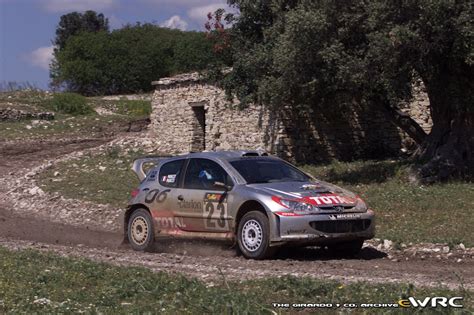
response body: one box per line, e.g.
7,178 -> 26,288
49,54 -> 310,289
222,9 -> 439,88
131,155 -> 171,181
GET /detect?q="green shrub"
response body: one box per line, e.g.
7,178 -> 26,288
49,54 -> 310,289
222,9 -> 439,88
49,93 -> 94,115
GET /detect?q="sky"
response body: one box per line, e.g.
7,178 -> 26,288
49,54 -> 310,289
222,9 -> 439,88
0,0 -> 233,89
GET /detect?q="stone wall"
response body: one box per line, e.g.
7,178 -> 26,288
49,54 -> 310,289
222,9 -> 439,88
150,73 -> 275,154
0,108 -> 54,122
150,72 -> 432,162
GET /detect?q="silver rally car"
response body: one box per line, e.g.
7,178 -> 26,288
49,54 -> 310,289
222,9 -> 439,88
125,150 -> 375,259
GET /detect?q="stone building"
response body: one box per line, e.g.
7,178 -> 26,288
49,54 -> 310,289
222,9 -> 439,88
150,72 -> 432,163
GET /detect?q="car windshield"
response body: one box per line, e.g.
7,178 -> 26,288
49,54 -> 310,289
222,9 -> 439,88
230,158 -> 311,184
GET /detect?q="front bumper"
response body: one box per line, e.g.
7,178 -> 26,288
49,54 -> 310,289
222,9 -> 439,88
271,209 -> 375,245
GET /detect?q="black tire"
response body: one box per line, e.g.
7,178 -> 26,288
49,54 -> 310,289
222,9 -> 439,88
328,240 -> 364,257
237,211 -> 275,259
127,209 -> 155,252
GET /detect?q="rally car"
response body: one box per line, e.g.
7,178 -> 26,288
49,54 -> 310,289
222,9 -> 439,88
125,150 -> 375,259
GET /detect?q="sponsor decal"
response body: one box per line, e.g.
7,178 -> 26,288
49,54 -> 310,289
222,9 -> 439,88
166,174 -> 176,183
329,213 -> 361,220
178,200 -> 202,209
204,193 -> 225,202
144,189 -> 170,204
155,216 -> 187,229
203,192 -> 228,230
307,194 -> 355,206
301,184 -> 322,190
275,211 -> 301,217
161,174 -> 176,183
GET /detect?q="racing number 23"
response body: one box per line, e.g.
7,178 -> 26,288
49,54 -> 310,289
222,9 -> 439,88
204,201 -> 227,230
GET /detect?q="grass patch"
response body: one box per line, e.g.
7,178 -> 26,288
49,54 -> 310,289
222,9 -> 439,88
38,146 -> 143,207
47,93 -> 94,115
0,91 -> 151,141
0,246 -> 470,313
0,114 -> 131,141
115,99 -> 151,118
0,90 -> 51,107
301,160 -> 474,247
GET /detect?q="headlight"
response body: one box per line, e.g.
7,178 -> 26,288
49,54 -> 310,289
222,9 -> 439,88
353,197 -> 368,212
272,196 -> 319,214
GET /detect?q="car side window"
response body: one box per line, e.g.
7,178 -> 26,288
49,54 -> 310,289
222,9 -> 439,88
159,159 -> 185,188
184,158 -> 233,190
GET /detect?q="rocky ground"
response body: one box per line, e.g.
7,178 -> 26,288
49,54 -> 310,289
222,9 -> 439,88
0,124 -> 473,291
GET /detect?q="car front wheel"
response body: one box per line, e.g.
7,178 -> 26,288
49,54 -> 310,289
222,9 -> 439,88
128,209 -> 154,252
237,211 -> 275,259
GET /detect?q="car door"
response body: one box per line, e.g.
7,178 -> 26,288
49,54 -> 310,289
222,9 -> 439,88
149,159 -> 186,231
173,158 -> 234,232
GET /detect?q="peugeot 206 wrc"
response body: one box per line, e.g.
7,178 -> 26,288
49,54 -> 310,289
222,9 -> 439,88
125,150 -> 375,259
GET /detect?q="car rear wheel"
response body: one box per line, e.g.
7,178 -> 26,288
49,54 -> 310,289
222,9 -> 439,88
237,211 -> 275,259
128,209 -> 154,252
328,240 -> 364,257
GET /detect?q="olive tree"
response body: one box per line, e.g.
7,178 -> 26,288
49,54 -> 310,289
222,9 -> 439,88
225,0 -> 473,181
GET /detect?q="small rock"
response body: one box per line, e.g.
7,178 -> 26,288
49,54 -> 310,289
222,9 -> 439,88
383,239 -> 393,250
33,298 -> 51,305
456,258 -> 462,263
99,166 -> 107,171
25,171 -> 36,178
28,186 -> 44,196
25,125 -> 32,130
442,246 -> 450,253
459,243 -> 466,250
54,171 -> 60,177
116,160 -> 123,164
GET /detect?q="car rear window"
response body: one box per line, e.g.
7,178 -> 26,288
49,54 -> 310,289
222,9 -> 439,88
230,158 -> 310,184
159,159 -> 185,188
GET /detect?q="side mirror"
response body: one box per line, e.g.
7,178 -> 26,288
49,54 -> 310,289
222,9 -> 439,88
213,181 -> 232,191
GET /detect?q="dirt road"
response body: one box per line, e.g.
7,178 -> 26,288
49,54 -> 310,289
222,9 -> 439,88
1,135 -> 473,290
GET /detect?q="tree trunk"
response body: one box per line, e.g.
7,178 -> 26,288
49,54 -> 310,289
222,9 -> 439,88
413,69 -> 474,182
381,102 -> 428,145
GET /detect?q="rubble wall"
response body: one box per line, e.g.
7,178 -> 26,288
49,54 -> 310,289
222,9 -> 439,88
150,72 -> 432,162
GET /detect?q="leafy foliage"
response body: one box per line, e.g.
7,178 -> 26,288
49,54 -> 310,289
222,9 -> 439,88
52,15 -> 225,95
53,11 -> 109,51
225,0 -> 473,179
48,93 -> 94,115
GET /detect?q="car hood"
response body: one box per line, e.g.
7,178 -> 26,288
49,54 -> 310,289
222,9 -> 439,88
246,180 -> 358,205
